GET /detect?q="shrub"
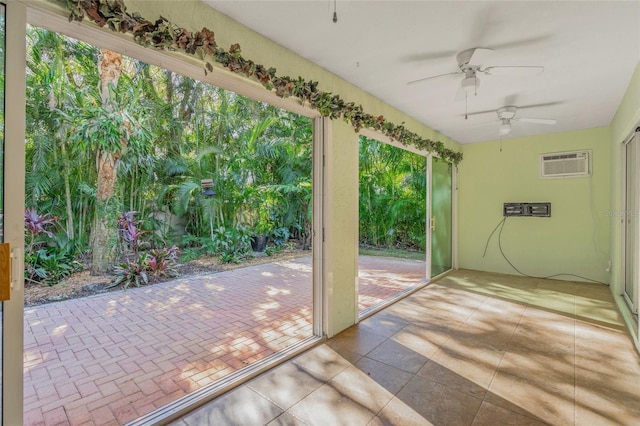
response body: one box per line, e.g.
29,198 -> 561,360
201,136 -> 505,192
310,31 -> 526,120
110,255 -> 150,289
109,245 -> 179,289
24,211 -> 82,286
147,246 -> 179,278
271,227 -> 290,247
214,226 -> 251,263
117,211 -> 148,256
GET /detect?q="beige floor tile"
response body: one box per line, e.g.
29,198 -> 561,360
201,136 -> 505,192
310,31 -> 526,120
354,356 -> 414,395
327,327 -> 388,357
575,367 -> 640,416
471,401 -> 548,426
497,350 -> 575,382
575,401 -> 640,426
424,337 -> 504,389
527,289 -> 575,315
179,386 -> 282,425
329,365 -> 395,414
291,344 -> 352,382
487,369 -> 575,425
287,384 -> 378,426
372,397 -> 434,426
574,346 -> 640,379
509,314 -> 575,355
366,339 -> 429,373
453,321 -> 515,352
574,293 -> 625,326
249,362 -> 326,410
396,375 -> 483,425
417,360 -> 487,399
389,325 -> 449,358
574,321 -> 632,350
358,312 -> 409,338
383,302 -> 430,323
266,412 -> 308,426
535,279 -> 577,294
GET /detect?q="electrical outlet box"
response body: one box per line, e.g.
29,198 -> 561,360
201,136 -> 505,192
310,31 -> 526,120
503,203 -> 525,216
503,202 -> 551,217
528,203 -> 551,217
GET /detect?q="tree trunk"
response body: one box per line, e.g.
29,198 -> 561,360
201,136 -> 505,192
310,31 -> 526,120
91,49 -> 122,274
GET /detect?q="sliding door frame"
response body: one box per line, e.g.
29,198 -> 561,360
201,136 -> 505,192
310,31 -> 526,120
355,128 -> 458,321
3,2 -> 27,426
8,2 -> 326,424
622,130 -> 640,314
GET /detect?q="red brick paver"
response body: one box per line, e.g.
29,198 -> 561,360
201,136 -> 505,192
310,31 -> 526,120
24,256 -> 421,425
358,256 -> 426,311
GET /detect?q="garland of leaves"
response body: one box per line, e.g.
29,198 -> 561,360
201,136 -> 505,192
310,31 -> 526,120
63,0 -> 463,164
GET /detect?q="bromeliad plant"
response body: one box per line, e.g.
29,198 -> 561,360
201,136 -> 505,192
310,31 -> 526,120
109,245 -> 179,289
63,0 -> 463,165
117,210 -> 148,257
24,209 -> 82,285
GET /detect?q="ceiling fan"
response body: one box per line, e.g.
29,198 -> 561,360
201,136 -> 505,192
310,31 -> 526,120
407,47 -> 544,98
492,105 -> 557,136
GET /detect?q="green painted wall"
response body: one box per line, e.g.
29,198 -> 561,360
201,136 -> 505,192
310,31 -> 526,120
609,60 -> 640,296
458,127 -> 611,283
324,120 -> 359,333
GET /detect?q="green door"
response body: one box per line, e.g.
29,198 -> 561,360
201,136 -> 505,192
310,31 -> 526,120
430,157 -> 452,277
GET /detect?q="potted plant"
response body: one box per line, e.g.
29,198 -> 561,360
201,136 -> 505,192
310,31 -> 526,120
250,220 -> 271,252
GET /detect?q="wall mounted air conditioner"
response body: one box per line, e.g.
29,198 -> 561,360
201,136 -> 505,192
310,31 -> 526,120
539,150 -> 591,179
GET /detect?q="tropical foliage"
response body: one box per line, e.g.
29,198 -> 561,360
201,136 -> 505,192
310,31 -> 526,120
25,26 -> 432,289
61,0 -> 463,165
25,26 -> 313,286
359,137 -> 427,252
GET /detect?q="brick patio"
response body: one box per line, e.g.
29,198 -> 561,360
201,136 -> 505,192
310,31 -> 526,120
24,255 -> 426,425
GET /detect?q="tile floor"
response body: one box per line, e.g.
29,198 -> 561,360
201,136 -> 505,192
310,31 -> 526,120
173,269 -> 640,426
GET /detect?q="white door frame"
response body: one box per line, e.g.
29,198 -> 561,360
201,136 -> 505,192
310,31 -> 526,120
354,129 -> 458,320
4,2 -> 27,425
5,2 -> 327,424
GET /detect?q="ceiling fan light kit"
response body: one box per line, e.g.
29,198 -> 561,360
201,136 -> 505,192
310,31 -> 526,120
461,75 -> 478,93
499,119 -> 512,136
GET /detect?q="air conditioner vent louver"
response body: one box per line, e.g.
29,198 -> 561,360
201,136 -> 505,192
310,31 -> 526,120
540,150 -> 590,178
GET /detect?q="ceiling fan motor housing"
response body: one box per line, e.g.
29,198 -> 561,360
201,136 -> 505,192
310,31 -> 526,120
497,106 -> 518,119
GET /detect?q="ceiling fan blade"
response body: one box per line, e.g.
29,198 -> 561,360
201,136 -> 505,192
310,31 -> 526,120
454,86 -> 467,101
467,47 -> 494,65
466,118 -> 498,126
488,35 -> 552,51
483,66 -> 544,76
407,71 -> 460,85
401,50 -> 458,63
516,117 -> 557,125
464,108 -> 496,117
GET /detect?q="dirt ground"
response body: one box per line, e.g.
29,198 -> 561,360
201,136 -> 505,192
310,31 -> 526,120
24,248 -> 310,307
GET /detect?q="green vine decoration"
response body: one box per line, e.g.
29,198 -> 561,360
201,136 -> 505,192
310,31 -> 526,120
64,0 -> 462,164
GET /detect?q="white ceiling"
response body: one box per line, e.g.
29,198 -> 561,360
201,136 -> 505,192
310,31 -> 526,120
202,1 -> 640,144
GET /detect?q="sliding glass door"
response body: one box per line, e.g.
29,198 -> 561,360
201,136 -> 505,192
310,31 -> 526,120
430,157 -> 453,277
0,4 -> 5,421
624,132 -> 639,314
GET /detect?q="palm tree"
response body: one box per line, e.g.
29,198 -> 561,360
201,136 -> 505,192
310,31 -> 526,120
359,136 -> 426,251
25,27 -> 100,241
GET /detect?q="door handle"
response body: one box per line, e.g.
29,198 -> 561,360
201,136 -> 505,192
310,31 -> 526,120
0,243 -> 10,301
430,216 -> 436,231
